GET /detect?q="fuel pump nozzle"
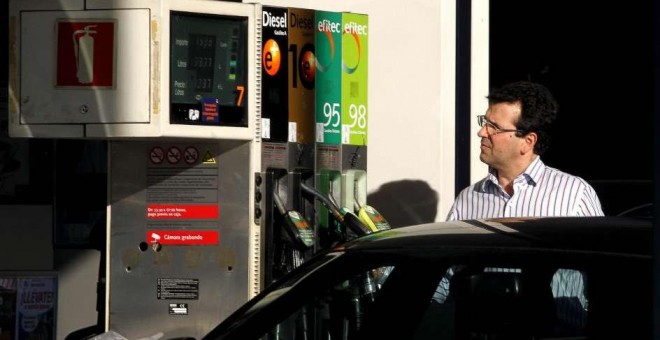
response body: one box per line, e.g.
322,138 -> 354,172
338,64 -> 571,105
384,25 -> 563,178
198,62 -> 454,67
300,182 -> 372,237
272,187 -> 315,250
354,183 -> 391,232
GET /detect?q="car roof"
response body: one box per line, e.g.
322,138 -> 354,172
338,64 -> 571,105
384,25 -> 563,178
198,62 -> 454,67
336,216 -> 651,257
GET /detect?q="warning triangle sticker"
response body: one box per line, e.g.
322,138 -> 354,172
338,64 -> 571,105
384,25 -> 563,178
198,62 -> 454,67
203,150 -> 216,164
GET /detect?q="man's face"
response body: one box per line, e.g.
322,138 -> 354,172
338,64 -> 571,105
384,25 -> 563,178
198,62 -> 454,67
477,102 -> 525,169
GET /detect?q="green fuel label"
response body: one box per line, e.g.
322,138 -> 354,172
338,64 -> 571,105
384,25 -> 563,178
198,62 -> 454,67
341,13 -> 368,146
315,11 -> 342,144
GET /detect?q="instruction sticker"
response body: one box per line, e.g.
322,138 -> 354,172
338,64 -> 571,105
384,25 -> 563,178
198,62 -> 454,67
157,278 -> 199,300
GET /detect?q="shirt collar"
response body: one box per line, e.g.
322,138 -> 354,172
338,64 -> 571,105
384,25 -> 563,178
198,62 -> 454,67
482,156 -> 545,190
524,156 -> 545,185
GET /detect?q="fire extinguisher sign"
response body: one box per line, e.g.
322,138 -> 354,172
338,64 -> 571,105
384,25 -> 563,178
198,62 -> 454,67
56,20 -> 116,88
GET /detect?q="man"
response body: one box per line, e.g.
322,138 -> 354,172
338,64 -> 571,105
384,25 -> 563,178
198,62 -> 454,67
440,81 -> 603,331
447,81 -> 603,220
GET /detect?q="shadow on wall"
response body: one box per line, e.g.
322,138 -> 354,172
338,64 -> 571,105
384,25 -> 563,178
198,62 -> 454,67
367,180 -> 439,228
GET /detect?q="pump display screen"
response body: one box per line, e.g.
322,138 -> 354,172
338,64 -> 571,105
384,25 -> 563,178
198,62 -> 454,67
170,11 -> 248,127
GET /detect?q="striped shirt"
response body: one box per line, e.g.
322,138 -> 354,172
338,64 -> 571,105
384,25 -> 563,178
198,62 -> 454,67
446,157 -> 604,220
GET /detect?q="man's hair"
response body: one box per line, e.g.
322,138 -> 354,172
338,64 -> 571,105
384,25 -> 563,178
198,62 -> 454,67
487,81 -> 558,155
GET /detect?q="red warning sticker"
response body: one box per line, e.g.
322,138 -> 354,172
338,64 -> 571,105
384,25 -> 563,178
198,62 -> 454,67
147,230 -> 219,245
56,20 -> 116,87
147,204 -> 219,219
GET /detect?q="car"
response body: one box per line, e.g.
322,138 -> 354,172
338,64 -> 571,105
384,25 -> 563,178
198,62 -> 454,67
201,216 -> 652,340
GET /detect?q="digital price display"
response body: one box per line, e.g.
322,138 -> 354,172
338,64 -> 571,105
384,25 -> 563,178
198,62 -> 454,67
170,12 -> 248,127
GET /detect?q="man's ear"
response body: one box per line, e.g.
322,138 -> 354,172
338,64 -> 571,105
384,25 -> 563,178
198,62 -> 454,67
521,132 -> 537,154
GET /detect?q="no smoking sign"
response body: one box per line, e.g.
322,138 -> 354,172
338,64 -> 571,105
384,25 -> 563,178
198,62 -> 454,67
149,145 -> 207,166
184,147 -> 199,164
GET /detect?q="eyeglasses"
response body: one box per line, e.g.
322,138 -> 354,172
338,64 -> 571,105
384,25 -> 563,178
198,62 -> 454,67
477,115 -> 525,135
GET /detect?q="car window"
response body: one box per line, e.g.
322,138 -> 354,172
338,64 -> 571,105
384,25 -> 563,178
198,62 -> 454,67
241,258 -> 650,340
257,265 -> 394,340
421,266 -> 589,339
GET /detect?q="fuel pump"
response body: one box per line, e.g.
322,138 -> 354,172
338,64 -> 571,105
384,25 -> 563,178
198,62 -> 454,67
260,6 -> 317,286
311,13 -> 376,335
261,167 -> 314,285
9,1 -> 262,338
314,11 -> 372,249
